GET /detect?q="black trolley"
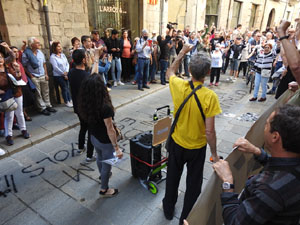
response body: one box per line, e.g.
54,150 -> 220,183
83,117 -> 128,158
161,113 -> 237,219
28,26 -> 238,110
129,105 -> 171,194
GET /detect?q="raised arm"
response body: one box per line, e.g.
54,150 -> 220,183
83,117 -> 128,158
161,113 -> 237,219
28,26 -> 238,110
277,20 -> 300,84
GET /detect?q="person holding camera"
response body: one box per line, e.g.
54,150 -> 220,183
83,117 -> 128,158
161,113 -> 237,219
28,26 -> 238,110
157,26 -> 174,85
135,29 -> 152,91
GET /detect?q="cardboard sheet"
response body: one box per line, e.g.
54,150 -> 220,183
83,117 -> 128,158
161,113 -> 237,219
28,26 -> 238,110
152,116 -> 172,146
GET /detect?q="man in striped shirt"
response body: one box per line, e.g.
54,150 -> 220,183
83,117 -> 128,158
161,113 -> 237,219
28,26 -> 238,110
213,104 -> 300,225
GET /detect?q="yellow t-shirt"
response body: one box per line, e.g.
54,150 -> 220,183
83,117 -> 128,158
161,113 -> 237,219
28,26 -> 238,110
169,76 -> 222,149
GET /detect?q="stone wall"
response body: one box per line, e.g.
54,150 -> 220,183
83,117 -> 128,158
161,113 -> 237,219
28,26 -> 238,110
168,0 -> 300,33
1,0 -> 89,57
143,0 -> 168,35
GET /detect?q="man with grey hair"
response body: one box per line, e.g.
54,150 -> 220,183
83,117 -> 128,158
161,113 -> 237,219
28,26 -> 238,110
22,37 -> 56,115
162,44 -> 222,225
135,29 -> 152,91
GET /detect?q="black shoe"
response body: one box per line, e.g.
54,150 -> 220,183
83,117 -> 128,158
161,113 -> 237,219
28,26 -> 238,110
162,200 -> 174,220
41,109 -> 51,116
143,85 -> 150,89
138,88 -> 144,91
6,136 -> 14,146
161,82 -> 166,85
22,130 -> 30,139
12,124 -> 20,130
46,107 -> 57,113
267,90 -> 275,95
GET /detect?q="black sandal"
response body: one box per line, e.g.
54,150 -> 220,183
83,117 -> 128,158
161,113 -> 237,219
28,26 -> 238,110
99,188 -> 119,198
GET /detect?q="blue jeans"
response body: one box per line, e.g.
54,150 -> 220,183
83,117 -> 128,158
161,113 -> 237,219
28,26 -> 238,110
137,58 -> 150,88
91,135 -> 114,190
111,57 -> 122,82
160,59 -> 168,84
149,61 -> 157,81
253,72 -> 269,98
271,61 -> 283,91
53,76 -> 71,103
134,64 -> 138,81
184,55 -> 190,76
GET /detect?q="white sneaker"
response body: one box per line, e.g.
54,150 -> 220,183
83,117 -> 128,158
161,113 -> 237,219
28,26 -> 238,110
0,148 -> 5,156
86,156 -> 96,162
107,87 -> 111,92
66,101 -> 73,108
118,81 -> 125,86
114,81 -> 117,87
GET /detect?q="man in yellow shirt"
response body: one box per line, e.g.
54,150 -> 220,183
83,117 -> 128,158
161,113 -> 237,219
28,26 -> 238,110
163,44 -> 222,225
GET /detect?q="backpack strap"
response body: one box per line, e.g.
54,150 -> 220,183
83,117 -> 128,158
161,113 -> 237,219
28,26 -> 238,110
168,81 -> 203,139
189,81 -> 206,122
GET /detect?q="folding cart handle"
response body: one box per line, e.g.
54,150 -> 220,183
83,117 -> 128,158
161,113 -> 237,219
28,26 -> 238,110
153,105 -> 171,121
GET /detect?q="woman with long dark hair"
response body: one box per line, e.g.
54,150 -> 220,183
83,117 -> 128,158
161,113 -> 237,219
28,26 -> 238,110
78,74 -> 123,197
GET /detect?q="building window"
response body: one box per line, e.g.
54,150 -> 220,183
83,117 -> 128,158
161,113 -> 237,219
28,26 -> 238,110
249,4 -> 258,28
205,0 -> 220,27
87,0 -> 141,38
230,0 -> 242,29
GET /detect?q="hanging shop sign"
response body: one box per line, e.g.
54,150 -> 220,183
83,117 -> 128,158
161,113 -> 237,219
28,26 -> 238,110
148,0 -> 158,5
99,5 -> 127,14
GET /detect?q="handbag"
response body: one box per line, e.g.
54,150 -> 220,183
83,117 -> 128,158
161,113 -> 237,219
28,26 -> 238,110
113,121 -> 123,141
261,69 -> 271,78
0,89 -> 18,112
165,81 -> 206,151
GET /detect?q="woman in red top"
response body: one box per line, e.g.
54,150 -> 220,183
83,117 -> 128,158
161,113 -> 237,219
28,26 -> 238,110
120,30 -> 133,83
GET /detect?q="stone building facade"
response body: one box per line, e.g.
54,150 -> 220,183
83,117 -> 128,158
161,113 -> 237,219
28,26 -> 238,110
0,0 -> 90,57
0,0 -> 168,55
168,0 -> 300,32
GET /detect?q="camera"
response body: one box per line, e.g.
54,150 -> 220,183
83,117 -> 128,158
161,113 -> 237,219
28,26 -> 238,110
167,22 -> 178,30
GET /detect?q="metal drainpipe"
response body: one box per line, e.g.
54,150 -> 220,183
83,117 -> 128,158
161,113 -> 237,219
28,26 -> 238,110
43,0 -> 52,49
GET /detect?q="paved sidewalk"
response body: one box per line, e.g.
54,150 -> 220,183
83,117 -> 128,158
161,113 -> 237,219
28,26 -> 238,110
0,81 -> 167,158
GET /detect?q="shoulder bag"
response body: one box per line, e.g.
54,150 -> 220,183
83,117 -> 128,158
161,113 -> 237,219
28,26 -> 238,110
165,81 -> 206,151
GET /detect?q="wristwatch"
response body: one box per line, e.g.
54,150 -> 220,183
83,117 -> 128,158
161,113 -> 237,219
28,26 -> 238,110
279,35 -> 290,41
222,182 -> 234,190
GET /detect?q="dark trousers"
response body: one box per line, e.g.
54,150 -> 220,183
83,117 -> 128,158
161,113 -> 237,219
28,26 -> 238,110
121,57 -> 132,81
238,61 -> 248,77
160,59 -> 168,84
210,68 -> 221,83
78,115 -> 94,158
163,138 -> 206,224
137,58 -> 150,89
222,55 -> 230,73
53,76 -> 71,103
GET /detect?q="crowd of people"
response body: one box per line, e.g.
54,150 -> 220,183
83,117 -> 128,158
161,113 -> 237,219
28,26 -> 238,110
0,17 -> 299,225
